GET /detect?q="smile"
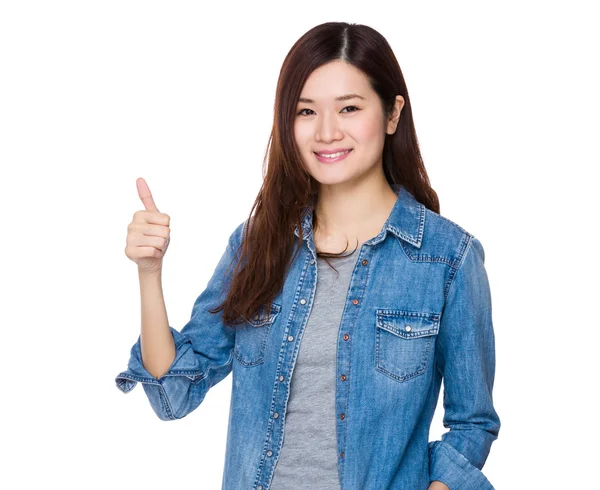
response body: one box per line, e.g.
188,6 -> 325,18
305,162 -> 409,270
314,149 -> 353,163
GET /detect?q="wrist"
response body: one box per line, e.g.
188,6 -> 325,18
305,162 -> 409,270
138,267 -> 162,280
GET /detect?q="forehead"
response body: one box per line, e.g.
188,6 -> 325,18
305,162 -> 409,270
299,61 -> 372,102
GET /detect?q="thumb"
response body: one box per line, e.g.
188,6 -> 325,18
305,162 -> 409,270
136,177 -> 160,212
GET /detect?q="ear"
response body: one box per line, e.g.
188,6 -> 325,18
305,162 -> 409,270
386,95 -> 405,135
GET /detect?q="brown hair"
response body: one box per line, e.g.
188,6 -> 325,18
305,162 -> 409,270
210,21 -> 439,327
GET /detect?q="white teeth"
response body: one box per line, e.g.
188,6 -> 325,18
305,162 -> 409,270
318,150 -> 351,158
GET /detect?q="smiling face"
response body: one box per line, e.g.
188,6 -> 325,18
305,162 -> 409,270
294,60 -> 403,189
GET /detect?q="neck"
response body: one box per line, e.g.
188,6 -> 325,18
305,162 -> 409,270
313,174 -> 398,241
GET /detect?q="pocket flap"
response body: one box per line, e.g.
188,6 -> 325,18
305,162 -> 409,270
248,302 -> 282,327
376,310 -> 440,339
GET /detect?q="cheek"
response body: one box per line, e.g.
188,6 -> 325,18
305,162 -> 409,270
294,125 -> 310,152
353,116 -> 384,144
294,125 -> 313,169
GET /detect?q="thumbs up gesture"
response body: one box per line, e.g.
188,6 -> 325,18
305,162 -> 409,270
124,177 -> 171,274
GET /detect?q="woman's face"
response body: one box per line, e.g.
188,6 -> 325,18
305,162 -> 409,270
294,60 -> 403,188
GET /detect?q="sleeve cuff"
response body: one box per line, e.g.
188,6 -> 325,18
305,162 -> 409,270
115,326 -> 206,394
428,440 -> 495,490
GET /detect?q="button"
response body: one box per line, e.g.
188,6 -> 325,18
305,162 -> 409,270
340,452 -> 345,458
274,412 -> 279,418
352,299 -> 359,305
361,259 -> 368,266
300,298 -> 307,305
288,335 -> 294,341
310,259 -> 315,265
405,325 -> 412,332
279,375 -> 284,381
343,333 -> 349,341
258,486 -> 263,490
340,374 -> 346,381
340,413 -> 345,420
267,450 -> 273,457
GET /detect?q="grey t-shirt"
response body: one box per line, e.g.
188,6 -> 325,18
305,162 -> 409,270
270,250 -> 359,490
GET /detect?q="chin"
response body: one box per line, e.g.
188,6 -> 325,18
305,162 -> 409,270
312,174 -> 355,187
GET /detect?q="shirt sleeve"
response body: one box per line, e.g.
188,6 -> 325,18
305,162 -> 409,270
428,235 -> 501,489
114,219 -> 246,421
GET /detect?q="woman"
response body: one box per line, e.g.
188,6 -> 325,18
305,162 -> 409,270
116,22 -> 501,490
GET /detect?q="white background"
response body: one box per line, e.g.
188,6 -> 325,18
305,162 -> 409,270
1,1 -> 598,488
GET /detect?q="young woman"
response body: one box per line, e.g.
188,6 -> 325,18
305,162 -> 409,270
116,22 -> 501,490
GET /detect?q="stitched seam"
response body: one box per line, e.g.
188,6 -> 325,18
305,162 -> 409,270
158,384 -> 176,420
437,234 -> 473,378
443,233 -> 473,303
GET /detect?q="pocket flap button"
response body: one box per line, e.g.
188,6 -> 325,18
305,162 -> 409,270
405,325 -> 412,332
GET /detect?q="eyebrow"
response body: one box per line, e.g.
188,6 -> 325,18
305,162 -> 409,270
298,93 -> 366,104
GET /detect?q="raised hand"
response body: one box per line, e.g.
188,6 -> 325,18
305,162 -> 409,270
124,177 -> 171,274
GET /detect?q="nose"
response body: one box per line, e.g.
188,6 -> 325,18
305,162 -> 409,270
316,110 -> 344,143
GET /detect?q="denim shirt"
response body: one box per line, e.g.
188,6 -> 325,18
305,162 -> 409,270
115,183 -> 501,490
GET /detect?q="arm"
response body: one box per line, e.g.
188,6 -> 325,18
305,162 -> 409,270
137,268 -> 176,380
115,219 -> 246,421
428,236 -> 501,489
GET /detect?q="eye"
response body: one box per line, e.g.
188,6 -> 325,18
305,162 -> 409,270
296,106 -> 360,116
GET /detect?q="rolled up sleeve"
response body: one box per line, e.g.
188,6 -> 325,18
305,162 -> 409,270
429,236 -> 501,489
114,220 -> 246,421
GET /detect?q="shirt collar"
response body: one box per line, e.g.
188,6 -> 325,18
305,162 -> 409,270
293,183 -> 425,248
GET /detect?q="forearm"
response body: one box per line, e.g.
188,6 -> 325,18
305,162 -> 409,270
138,268 -> 175,379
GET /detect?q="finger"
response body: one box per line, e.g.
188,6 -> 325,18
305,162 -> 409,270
136,177 -> 159,212
132,234 -> 168,251
139,223 -> 170,238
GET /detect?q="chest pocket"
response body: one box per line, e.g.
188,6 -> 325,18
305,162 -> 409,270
375,309 -> 440,382
233,302 -> 282,367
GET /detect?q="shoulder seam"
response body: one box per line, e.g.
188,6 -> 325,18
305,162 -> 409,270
455,233 -> 474,272
443,233 -> 474,303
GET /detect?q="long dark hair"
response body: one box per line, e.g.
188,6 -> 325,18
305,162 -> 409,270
210,21 -> 439,327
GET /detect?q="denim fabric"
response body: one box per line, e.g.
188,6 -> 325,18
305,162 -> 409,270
115,183 -> 501,490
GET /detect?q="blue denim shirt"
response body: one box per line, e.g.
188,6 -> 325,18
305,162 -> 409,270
115,183 -> 500,490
